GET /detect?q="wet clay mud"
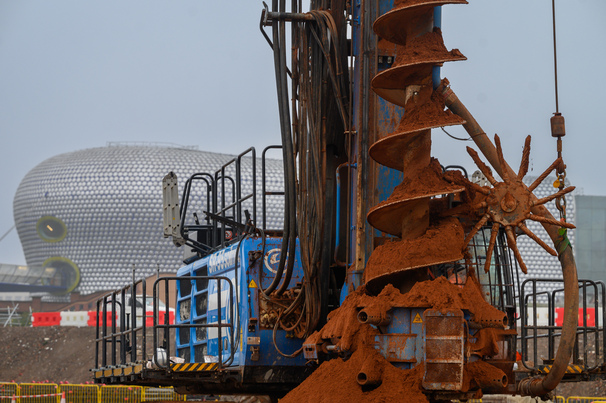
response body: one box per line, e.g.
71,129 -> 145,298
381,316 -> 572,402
283,277 -> 507,402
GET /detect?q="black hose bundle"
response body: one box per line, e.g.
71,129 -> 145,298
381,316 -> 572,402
293,4 -> 350,334
263,0 -> 351,345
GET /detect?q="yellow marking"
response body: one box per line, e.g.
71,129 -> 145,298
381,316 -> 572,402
413,313 -> 423,324
567,365 -> 582,373
113,368 -> 123,376
171,362 -> 218,372
540,365 -> 584,374
249,279 -> 258,288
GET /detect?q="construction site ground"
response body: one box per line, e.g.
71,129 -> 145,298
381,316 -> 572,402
0,327 -> 605,399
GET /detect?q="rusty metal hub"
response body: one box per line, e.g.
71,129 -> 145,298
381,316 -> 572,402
486,180 -> 531,227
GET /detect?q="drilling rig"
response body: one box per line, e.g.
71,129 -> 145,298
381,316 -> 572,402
93,1 -> 605,401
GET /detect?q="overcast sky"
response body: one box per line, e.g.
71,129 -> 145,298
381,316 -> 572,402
1,1 -> 604,265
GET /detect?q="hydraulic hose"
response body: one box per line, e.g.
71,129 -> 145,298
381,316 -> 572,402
276,0 -> 298,295
264,0 -> 292,296
439,81 -> 578,397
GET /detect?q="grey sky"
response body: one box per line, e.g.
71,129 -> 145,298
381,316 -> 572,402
1,1 -> 604,265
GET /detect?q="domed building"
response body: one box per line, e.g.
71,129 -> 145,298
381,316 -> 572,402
12,143 -> 284,299
7,142 -> 584,311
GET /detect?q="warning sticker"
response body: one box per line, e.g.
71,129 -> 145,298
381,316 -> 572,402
413,313 -> 423,323
248,279 -> 258,288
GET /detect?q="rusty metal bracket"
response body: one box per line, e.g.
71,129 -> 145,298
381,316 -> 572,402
261,2 -> 313,27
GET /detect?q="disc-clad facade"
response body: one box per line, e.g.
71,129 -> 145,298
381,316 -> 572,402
13,144 -> 284,295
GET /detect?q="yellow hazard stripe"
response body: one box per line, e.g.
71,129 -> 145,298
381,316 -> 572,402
538,365 -> 584,374
171,363 -> 218,372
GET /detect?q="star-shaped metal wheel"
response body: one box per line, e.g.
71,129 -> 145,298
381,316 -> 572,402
462,134 -> 575,274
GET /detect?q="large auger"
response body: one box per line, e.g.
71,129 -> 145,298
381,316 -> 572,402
367,0 -> 579,398
364,0 -> 468,293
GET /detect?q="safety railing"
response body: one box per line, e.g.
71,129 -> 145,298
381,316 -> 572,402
262,145 -> 285,233
0,384 -> 20,402
179,172 -> 217,257
154,275 -> 235,370
141,386 -> 186,401
0,384 -> 184,403
520,278 -> 606,376
94,279 -> 148,372
567,397 -> 606,403
0,384 -> 185,403
467,397 -> 565,403
99,386 -> 141,403
17,383 -> 58,403
58,384 -> 98,403
173,147 -> 267,258
214,148 -> 256,249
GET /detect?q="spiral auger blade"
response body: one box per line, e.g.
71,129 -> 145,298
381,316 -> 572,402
363,0 -> 468,292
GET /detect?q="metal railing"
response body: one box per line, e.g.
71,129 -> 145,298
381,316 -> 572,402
0,384 -> 185,403
520,278 -> 606,375
176,147 -> 273,258
94,279 -> 148,371
214,148 -> 257,249
153,275 -> 235,370
179,172 -> 217,255
262,145 -> 285,232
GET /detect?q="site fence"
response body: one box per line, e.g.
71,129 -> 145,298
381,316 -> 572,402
567,397 -> 606,403
467,397 -> 584,403
4,386 -> 604,403
0,384 -> 185,403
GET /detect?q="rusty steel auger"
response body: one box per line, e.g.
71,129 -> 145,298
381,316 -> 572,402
364,0 -> 469,294
366,0 -> 578,398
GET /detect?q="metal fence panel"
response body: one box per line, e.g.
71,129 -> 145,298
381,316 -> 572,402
59,385 -> 98,403
465,396 -> 566,403
0,383 -> 20,402
142,387 -> 185,402
18,384 -> 59,403
99,386 -> 142,403
567,397 -> 606,403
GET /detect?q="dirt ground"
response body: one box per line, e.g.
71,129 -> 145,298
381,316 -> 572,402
0,326 -> 96,384
555,378 -> 606,399
0,326 -> 605,399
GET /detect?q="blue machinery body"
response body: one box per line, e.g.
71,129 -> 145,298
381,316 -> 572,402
93,0 -> 606,400
174,237 -> 306,369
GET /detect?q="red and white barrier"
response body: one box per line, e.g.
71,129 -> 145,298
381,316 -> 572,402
32,310 -> 174,327
555,307 -> 603,327
31,312 -> 61,327
60,311 -> 89,327
11,392 -> 65,401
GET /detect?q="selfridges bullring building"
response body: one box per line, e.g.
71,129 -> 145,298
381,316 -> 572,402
13,144 -> 284,296
12,142 -> 575,300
